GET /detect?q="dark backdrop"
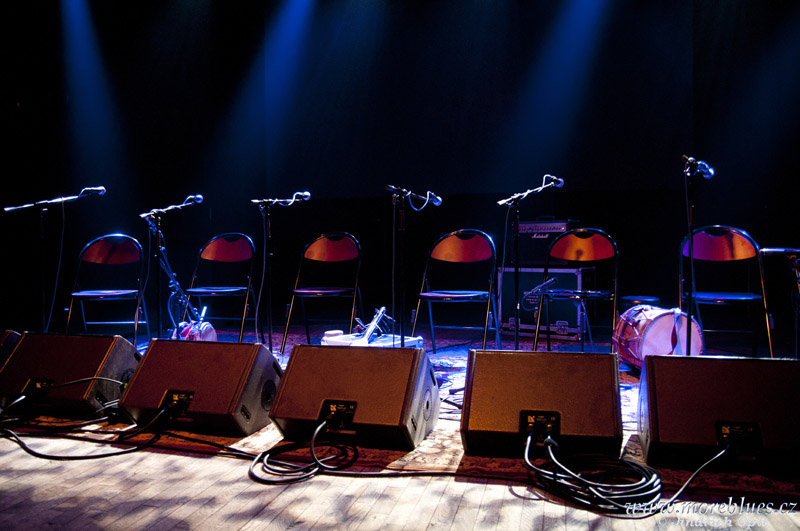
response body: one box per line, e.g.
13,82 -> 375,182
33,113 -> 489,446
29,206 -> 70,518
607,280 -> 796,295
2,1 -> 799,352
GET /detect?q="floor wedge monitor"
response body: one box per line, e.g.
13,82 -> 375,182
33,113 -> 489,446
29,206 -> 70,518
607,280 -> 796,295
269,344 -> 440,450
0,333 -> 139,416
120,340 -> 282,436
461,350 -> 622,458
639,354 -> 800,471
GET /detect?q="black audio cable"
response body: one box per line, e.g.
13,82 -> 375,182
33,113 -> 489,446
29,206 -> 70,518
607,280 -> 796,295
522,434 -> 729,516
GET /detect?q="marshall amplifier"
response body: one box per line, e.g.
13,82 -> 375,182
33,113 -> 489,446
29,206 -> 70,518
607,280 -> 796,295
509,220 -> 572,265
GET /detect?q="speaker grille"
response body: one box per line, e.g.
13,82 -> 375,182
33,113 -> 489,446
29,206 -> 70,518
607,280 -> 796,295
269,345 -> 439,450
639,355 -> 800,470
120,340 -> 281,436
460,350 -> 621,457
0,333 -> 138,415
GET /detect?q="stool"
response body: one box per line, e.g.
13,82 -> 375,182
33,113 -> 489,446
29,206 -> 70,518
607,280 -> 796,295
620,296 -> 661,313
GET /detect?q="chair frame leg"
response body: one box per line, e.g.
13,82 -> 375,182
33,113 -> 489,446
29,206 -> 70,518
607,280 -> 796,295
427,300 -> 437,353
281,295 -> 297,354
300,297 -> 311,344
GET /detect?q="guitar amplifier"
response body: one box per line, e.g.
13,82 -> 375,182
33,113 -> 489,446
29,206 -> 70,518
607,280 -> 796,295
509,220 -> 572,265
498,267 -> 593,339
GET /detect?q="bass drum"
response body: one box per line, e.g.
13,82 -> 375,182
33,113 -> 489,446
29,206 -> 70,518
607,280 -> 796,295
612,305 -> 702,370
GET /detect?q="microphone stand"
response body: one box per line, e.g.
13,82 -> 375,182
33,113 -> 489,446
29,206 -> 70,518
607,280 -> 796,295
682,158 -> 699,358
498,178 -> 561,350
252,192 -> 309,352
386,184 -> 438,348
140,197 -> 204,338
4,188 -> 105,332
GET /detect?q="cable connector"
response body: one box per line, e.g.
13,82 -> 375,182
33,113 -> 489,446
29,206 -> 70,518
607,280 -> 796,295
520,410 -> 561,445
319,400 -> 357,432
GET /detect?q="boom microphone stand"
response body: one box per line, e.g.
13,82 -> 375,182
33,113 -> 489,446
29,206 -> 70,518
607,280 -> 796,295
498,175 -> 563,350
251,191 -> 310,352
4,186 -> 107,332
681,155 -> 714,358
140,194 -> 205,338
386,184 -> 442,347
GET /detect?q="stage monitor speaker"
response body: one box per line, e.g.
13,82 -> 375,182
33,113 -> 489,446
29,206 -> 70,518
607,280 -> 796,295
269,344 -> 440,450
0,333 -> 138,416
460,350 -> 622,458
639,355 -> 800,470
119,339 -> 282,436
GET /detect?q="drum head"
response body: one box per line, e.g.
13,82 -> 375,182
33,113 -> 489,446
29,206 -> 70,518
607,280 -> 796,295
642,311 -> 702,358
613,306 -> 702,369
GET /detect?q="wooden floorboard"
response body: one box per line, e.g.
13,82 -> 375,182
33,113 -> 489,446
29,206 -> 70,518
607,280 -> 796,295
3,436 -> 800,530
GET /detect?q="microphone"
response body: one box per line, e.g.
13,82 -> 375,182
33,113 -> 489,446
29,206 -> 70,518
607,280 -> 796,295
80,186 -> 106,196
185,194 -> 204,204
695,160 -> 714,179
525,277 -> 558,296
546,175 -> 564,188
428,191 -> 443,206
682,155 -> 715,179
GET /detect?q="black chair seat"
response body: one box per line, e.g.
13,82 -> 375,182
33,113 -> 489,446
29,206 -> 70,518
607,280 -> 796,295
293,287 -> 354,297
419,290 -> 489,302
692,291 -> 762,304
186,286 -> 249,296
72,289 -> 139,300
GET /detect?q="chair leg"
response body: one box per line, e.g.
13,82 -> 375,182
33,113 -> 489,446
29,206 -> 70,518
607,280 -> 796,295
546,298 -> 552,352
281,295 -> 297,354
481,298 -> 490,350
762,300 -> 774,359
133,298 -> 140,347
141,300 -> 150,343
492,295 -> 500,349
66,298 -> 75,334
80,301 -> 89,334
427,300 -> 437,353
411,298 -> 422,339
533,294 -> 545,351
481,294 -> 500,350
348,289 -> 361,335
300,298 -> 311,344
238,292 -> 250,343
578,300 -> 589,353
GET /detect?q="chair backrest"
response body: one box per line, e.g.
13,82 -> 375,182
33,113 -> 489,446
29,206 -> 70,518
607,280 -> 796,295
74,234 -> 144,292
681,225 -> 758,261
304,233 -> 360,262
548,228 -> 617,262
545,228 -> 618,305
430,230 -> 495,263
199,233 -> 254,263
79,234 -> 143,265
